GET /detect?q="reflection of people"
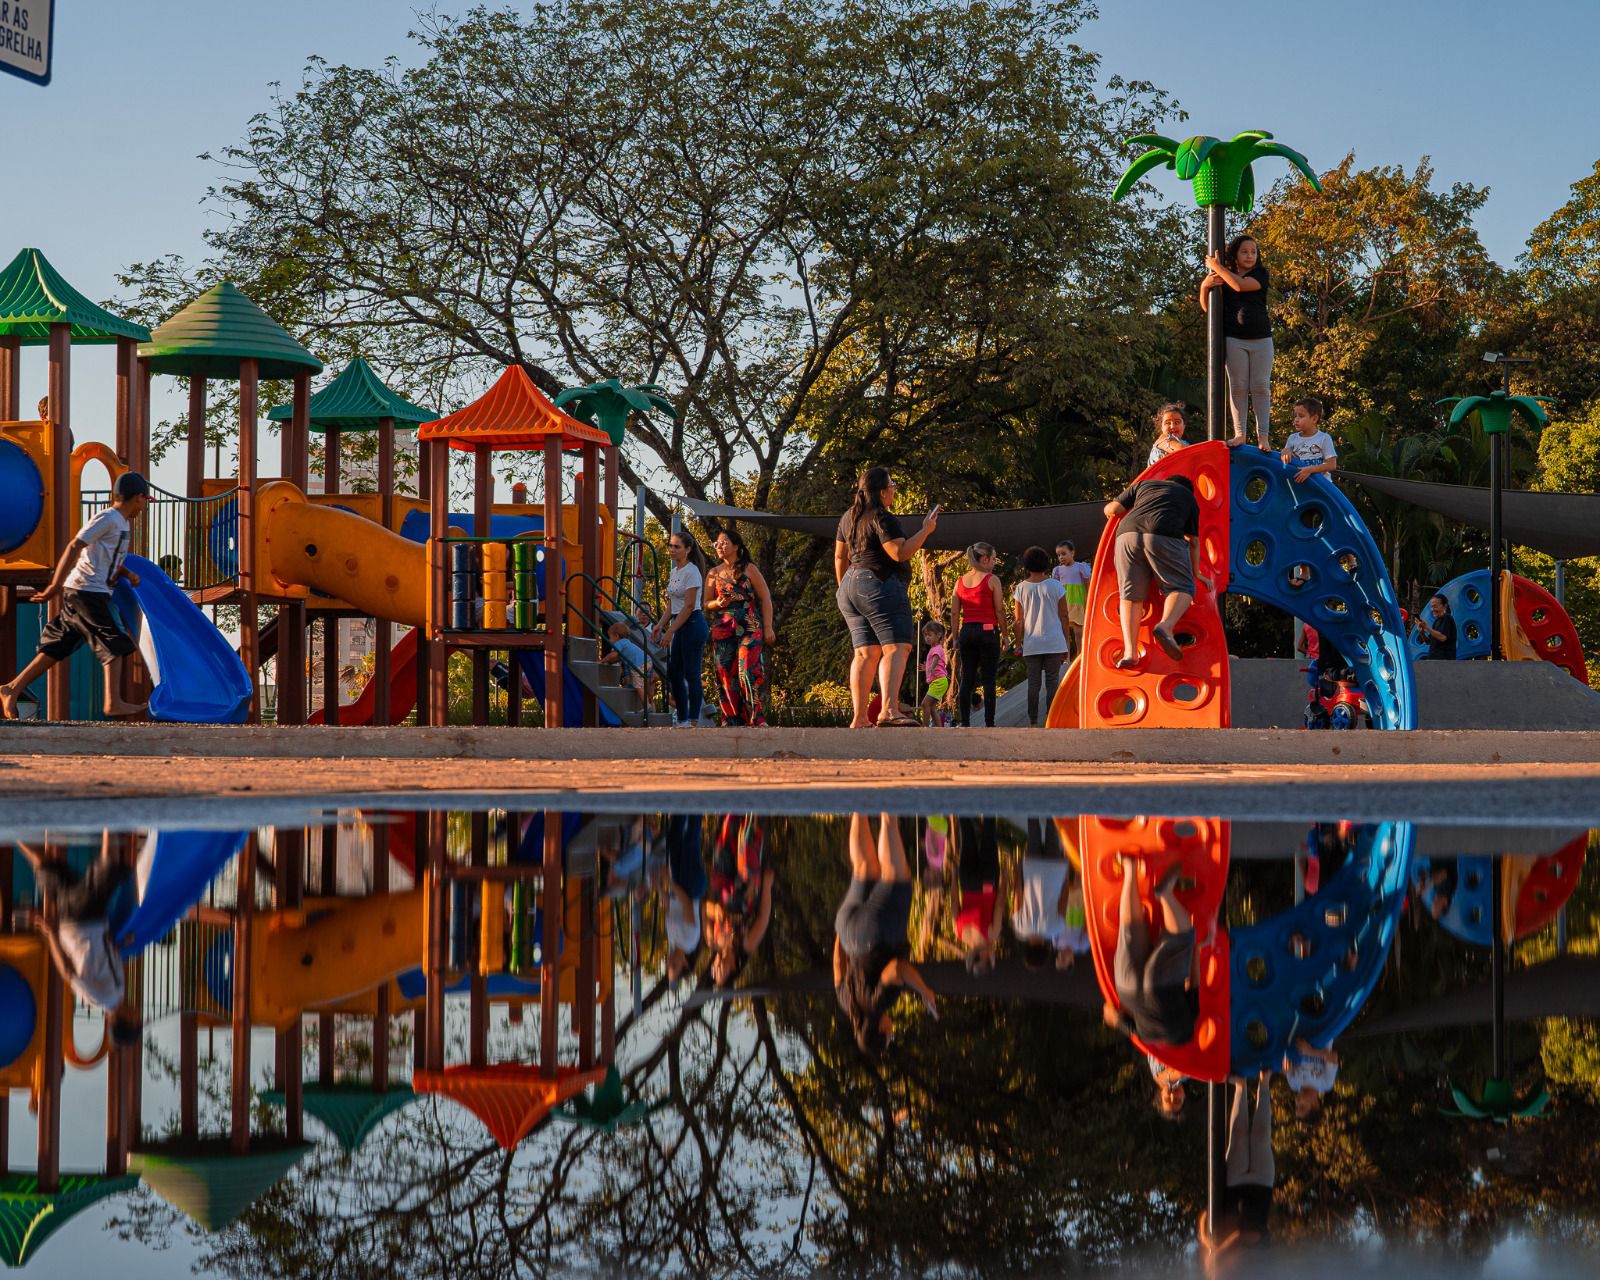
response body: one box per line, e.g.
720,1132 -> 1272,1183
17,839 -> 142,1043
1201,1074 -> 1275,1256
1009,818 -> 1078,971
1103,858 -> 1199,1047
834,813 -> 937,1055
1283,1037 -> 1339,1120
705,815 -> 774,987
1150,1054 -> 1188,1122
1417,857 -> 1460,921
953,816 -> 1002,974
661,813 -> 705,983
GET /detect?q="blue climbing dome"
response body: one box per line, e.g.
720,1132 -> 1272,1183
1226,446 -> 1416,729
1230,821 -> 1413,1075
1408,569 -> 1493,663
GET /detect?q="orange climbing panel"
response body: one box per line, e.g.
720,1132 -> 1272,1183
1500,573 -> 1587,683
1078,815 -> 1230,1082
412,1063 -> 607,1149
1077,442 -> 1232,728
1044,655 -> 1082,728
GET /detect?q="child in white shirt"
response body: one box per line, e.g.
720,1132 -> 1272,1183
1281,397 -> 1338,484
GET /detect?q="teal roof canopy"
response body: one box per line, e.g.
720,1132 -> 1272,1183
0,1171 -> 141,1267
266,357 -> 436,433
0,248 -> 151,345
128,1139 -> 311,1231
262,1084 -> 417,1154
139,282 -> 323,381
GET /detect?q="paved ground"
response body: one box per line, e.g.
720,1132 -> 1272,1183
0,723 -> 1597,832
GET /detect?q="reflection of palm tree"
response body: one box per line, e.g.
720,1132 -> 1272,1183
553,379 -> 676,447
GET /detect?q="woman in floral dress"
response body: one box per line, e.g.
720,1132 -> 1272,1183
704,525 -> 774,726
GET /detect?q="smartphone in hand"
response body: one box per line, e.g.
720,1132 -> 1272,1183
927,503 -> 942,518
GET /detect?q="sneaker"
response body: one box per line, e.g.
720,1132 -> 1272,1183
676,719 -> 696,728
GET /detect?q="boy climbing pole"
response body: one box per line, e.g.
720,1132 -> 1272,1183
0,472 -> 151,719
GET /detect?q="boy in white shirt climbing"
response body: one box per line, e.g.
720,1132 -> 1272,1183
0,472 -> 150,719
1281,397 -> 1338,484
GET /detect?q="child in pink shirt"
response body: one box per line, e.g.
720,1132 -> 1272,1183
920,620 -> 950,727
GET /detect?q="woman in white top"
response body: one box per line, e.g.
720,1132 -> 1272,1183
653,532 -> 709,726
1011,545 -> 1071,727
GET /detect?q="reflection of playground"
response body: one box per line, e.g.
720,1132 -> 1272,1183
0,810 -> 622,1265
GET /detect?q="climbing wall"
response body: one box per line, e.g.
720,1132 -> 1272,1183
1409,569 -> 1586,684
1228,821 -> 1412,1076
1078,815 -> 1230,1082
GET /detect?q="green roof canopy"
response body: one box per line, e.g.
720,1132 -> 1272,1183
0,248 -> 151,346
265,357 -> 437,433
129,1139 -> 311,1231
0,1171 -> 141,1268
262,1084 -> 417,1155
140,282 -> 323,381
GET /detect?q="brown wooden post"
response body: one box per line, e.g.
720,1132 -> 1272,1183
38,960 -> 63,1191
427,442 -> 450,727
578,870 -> 597,1069
543,435 -> 564,729
114,338 -> 136,463
373,417 -> 396,726
180,1010 -> 199,1137
468,811 -> 489,1065
540,810 -> 562,1076
135,359 -> 153,478
238,359 -> 261,723
318,818 -> 335,1087
372,817 -> 390,1091
231,833 -> 257,1154
415,435 -> 432,724
320,426 -> 341,726
46,324 -> 71,721
472,447 -> 492,725
277,373 -> 312,725
0,588 -> 16,692
579,443 -> 600,727
0,335 -> 19,419
275,827 -> 304,1142
185,377 -> 207,499
424,810 -> 447,1072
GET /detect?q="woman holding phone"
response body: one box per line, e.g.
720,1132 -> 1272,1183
835,468 -> 941,728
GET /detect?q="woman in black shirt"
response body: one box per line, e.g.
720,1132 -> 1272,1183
835,467 -> 940,728
1414,593 -> 1458,659
1200,234 -> 1274,449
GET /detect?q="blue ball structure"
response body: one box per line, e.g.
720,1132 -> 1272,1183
0,439 -> 45,555
1226,446 -> 1416,729
1230,821 -> 1413,1075
0,963 -> 38,1068
1408,569 -> 1492,663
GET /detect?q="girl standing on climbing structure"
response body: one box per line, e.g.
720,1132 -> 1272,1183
704,525 -> 773,727
1199,234 -> 1274,448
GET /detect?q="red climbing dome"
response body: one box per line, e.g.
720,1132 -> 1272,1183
1077,815 -> 1231,1082
1076,441 -> 1233,729
1505,837 -> 1587,941
1502,573 -> 1587,683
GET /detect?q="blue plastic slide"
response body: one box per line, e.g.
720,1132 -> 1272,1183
515,651 -> 619,728
113,554 -> 252,723
116,828 -> 251,954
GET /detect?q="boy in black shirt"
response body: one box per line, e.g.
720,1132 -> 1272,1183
1102,477 -> 1213,668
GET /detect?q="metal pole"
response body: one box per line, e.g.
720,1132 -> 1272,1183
1489,432 -> 1502,661
1491,854 -> 1506,1079
1554,560 -> 1566,608
1205,205 -> 1227,442
634,484 -> 647,610
1207,1082 -> 1227,1236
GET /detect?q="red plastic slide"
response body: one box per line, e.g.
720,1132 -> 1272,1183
310,628 -> 419,726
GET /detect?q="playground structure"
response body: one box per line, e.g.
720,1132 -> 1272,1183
1410,567 -> 1587,682
1071,815 -> 1412,1084
1049,442 -> 1417,731
0,809 -> 621,1245
1414,838 -> 1588,949
0,251 -> 671,727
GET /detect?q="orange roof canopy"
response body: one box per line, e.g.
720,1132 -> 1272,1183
418,364 -> 612,452
412,1063 -> 607,1149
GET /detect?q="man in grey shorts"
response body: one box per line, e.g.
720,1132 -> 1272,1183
1103,475 -> 1213,668
1102,857 -> 1199,1048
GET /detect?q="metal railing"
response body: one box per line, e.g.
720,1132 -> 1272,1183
565,571 -> 668,713
81,484 -> 240,592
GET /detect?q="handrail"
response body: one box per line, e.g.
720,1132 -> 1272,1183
80,483 -> 244,592
565,570 -> 666,713
615,531 -> 663,617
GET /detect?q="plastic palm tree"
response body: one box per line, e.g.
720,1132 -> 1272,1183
1112,131 -> 1320,441
1442,1075 -> 1550,1124
553,378 -> 676,447
1112,130 -> 1320,213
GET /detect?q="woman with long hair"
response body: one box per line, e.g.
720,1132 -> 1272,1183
835,468 -> 940,728
652,530 -> 709,726
704,524 -> 773,726
834,812 -> 938,1056
1199,233 -> 1274,448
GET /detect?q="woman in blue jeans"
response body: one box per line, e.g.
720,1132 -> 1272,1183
654,531 -> 709,726
834,467 -> 941,728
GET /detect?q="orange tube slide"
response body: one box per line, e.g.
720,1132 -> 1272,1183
255,480 -> 431,627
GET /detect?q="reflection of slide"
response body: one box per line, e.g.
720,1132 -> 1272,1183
117,828 -> 251,954
113,554 -> 252,723
515,651 -> 620,728
311,628 -> 419,726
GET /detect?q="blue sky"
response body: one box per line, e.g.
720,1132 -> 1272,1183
3,0 -> 1597,490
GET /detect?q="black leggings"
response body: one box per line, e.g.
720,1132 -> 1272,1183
957,623 -> 1000,727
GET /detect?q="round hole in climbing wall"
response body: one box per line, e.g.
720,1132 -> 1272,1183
1287,564 -> 1313,591
1337,551 -> 1359,577
1245,1020 -> 1269,1050
1297,506 -> 1325,531
1245,539 -> 1268,568
1300,991 -> 1327,1018
1531,607 -> 1547,624
1243,472 -> 1270,506
1464,869 -> 1483,891
1546,634 -> 1565,650
1464,622 -> 1481,642
1245,954 -> 1270,986
1465,586 -> 1481,606
1320,598 -> 1349,619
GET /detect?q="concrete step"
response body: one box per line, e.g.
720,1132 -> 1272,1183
567,657 -> 621,690
645,711 -> 676,728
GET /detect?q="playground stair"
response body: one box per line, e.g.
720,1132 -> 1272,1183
565,637 -> 674,728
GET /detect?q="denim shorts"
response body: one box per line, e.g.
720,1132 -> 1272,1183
836,568 -> 914,648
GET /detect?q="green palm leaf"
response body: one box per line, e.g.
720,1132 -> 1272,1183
1250,140 -> 1323,192
1112,148 -> 1176,202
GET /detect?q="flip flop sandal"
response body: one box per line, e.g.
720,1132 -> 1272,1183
1152,628 -> 1183,661
875,713 -> 920,728
1114,655 -> 1139,670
